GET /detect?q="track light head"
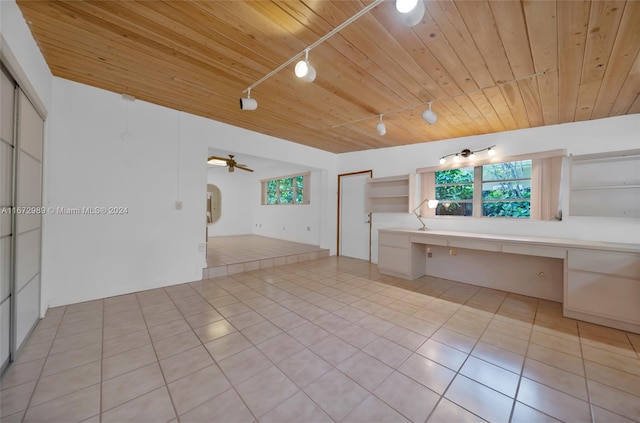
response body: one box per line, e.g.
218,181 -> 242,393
439,157 -> 446,165
239,88 -> 258,110
396,0 -> 425,26
376,115 -> 386,136
239,97 -> 258,110
488,147 -> 496,156
295,49 -> 316,82
422,102 -> 438,125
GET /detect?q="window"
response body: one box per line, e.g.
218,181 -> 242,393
435,161 -> 531,218
262,173 -> 309,205
482,160 -> 531,218
420,151 -> 563,220
435,167 -> 474,216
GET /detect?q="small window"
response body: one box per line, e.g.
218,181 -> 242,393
435,167 -> 474,216
482,160 -> 531,218
262,173 -> 309,205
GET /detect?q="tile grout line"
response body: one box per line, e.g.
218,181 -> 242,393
19,305 -> 67,423
506,298 -> 543,423
576,323 -> 596,423
132,293 -> 181,422
421,289 -> 512,423
158,283 -> 262,422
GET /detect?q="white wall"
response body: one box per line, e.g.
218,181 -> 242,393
253,169 -> 324,246
337,115 -> 640,263
192,116 -> 337,252
206,165 -> 255,237
206,159 -> 325,246
44,78 -> 208,307
44,78 -> 338,307
0,0 -> 53,111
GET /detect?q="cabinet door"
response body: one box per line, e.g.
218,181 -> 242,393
566,271 -> 640,325
378,246 -> 410,276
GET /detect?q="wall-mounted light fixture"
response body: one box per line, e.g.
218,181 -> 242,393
376,115 -> 386,136
439,145 -> 496,165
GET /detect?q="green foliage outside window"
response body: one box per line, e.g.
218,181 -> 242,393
267,180 -> 278,205
434,160 -> 532,218
279,178 -> 293,204
264,174 -> 307,205
482,160 -> 531,218
295,175 -> 304,203
435,167 -> 474,216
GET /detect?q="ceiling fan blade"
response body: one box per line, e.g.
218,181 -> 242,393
235,165 -> 254,172
207,155 -> 229,162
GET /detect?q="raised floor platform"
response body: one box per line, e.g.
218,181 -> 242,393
203,235 -> 329,279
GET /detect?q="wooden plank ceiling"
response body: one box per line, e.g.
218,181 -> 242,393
17,0 -> 640,153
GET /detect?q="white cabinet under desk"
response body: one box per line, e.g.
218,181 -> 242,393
378,228 -> 640,334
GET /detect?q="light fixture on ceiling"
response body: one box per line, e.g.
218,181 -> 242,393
422,102 -> 438,125
396,0 -> 425,27
413,197 -> 439,231
207,158 -> 227,166
376,115 -> 386,136
295,49 -> 316,82
239,88 -> 258,111
439,145 -> 496,164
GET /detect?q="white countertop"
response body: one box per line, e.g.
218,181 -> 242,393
379,228 -> 640,253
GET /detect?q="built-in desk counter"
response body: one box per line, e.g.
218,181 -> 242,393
378,228 -> 640,334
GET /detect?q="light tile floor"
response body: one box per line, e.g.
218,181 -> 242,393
2,257 -> 640,422
206,235 -> 325,267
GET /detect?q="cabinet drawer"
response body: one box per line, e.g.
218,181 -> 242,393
566,270 -> 640,324
379,232 -> 410,248
449,239 -> 501,252
568,249 -> 640,278
502,243 -> 566,259
378,245 -> 410,275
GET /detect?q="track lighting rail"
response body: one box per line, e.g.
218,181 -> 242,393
242,0 -> 385,95
330,70 -> 547,129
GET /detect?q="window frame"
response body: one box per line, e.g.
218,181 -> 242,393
261,172 -> 310,205
418,149 -> 565,220
480,159 -> 532,218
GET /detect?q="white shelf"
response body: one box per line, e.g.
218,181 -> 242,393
366,174 -> 414,213
569,149 -> 640,218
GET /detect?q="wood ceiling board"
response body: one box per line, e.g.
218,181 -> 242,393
591,1 -> 640,119
610,51 -> 640,116
17,0 -> 640,154
489,0 -> 536,79
499,81 -> 531,129
522,0 -> 559,125
453,0 -> 514,84
575,1 -> 625,121
425,0 -> 495,89
483,86 -> 519,131
557,0 -> 591,123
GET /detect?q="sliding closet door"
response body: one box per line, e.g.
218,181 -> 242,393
0,70 -> 16,371
14,89 -> 43,350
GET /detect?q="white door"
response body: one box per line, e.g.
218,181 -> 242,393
1,70 -> 16,372
339,171 -> 371,261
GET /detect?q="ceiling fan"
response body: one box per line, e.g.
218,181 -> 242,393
207,154 -> 254,172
